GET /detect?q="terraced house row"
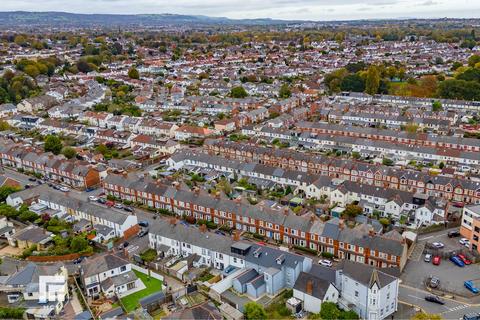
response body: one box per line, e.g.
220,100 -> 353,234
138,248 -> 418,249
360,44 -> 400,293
204,140 -> 480,204
0,139 -> 100,189
296,121 -> 480,152
242,126 -> 479,167
102,174 -> 408,270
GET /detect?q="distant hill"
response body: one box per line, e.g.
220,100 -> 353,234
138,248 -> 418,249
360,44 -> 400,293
0,11 -> 294,27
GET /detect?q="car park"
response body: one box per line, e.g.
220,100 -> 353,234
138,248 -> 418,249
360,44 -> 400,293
457,254 -> 472,265
319,259 -> 333,267
432,242 -> 444,249
464,281 -> 479,294
424,253 -> 432,262
448,230 -> 461,238
450,255 -> 465,267
432,256 -> 441,265
425,295 -> 445,305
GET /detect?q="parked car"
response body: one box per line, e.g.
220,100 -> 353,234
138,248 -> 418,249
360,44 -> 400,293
460,238 -> 470,246
432,242 -> 444,249
429,277 -> 440,288
113,203 -> 123,209
52,185 -> 60,190
28,177 -> 37,182
123,207 -> 133,212
106,200 -> 115,207
453,202 -> 465,208
73,256 -> 85,264
138,221 -> 149,228
458,254 -> 472,265
138,230 -> 148,238
97,198 -> 107,204
117,242 -> 129,250
88,196 -> 98,201
450,255 -> 465,267
464,313 -> 480,320
448,230 -> 461,238
465,281 -> 479,294
425,295 -> 445,305
432,256 -> 441,265
319,259 -> 333,267
424,253 -> 432,262
59,186 -> 70,192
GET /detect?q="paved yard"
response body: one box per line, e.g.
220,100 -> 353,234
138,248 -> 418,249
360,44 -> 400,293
120,270 -> 163,312
402,257 -> 480,297
0,245 -> 23,256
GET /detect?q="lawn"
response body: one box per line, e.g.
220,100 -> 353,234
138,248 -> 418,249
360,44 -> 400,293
120,270 -> 163,312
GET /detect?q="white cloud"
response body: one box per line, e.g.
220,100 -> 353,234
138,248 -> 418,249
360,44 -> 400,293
1,0 -> 478,20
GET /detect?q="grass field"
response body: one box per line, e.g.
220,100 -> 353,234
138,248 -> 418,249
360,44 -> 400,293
120,270 -> 163,312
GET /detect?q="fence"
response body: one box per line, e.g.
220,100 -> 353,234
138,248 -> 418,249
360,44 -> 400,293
131,264 -> 164,282
27,252 -> 93,262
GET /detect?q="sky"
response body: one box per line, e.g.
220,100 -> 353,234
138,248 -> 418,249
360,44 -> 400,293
2,0 -> 479,21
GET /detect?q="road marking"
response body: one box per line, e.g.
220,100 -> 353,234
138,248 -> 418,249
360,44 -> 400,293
407,294 -> 424,300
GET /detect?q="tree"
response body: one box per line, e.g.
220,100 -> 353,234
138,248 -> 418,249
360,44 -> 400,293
379,218 -> 391,229
0,120 -> 10,131
61,147 -> 77,159
76,60 -> 94,73
71,236 -> 89,252
432,101 -> 443,112
128,67 -> 140,80
44,135 -> 63,155
365,65 -> 380,95
0,186 -> 21,203
405,123 -> 419,133
279,84 -> 292,99
230,86 -> 248,98
340,74 -> 366,92
18,210 -> 38,222
339,310 -> 359,319
24,65 -> 40,78
411,312 -> 442,320
343,204 -> 362,219
468,54 -> 480,67
243,302 -> 266,320
382,158 -> 394,166
319,302 -> 340,320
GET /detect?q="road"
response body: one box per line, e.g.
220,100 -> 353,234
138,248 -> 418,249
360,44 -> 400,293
399,284 -> 480,319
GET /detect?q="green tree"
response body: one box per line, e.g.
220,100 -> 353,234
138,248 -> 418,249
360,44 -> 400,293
468,54 -> 480,67
319,302 -> 340,320
71,236 -> 89,252
432,101 -> 443,112
339,310 -> 360,319
343,204 -> 363,219
61,147 -> 77,159
24,65 -> 40,78
76,60 -> 94,73
244,302 -> 266,320
230,86 -> 248,98
44,135 -> 63,155
128,67 -> 140,79
340,74 -> 366,92
18,210 -> 38,222
365,65 -> 380,95
0,120 -> 11,131
279,84 -> 292,99
382,158 -> 394,166
0,186 -> 21,203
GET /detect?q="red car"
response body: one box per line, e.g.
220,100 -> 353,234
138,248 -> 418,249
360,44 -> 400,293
432,256 -> 441,265
106,200 -> 115,207
457,253 -> 472,265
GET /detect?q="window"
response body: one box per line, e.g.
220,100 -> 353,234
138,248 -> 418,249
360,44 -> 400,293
120,266 -> 127,272
355,291 -> 359,297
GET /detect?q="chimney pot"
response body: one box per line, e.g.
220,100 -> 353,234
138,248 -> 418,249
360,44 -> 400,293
306,280 -> 313,295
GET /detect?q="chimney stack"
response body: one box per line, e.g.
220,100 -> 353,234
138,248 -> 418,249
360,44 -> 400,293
233,230 -> 240,241
306,280 -> 313,295
200,224 -> 207,233
283,207 -> 289,216
339,219 -> 345,230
